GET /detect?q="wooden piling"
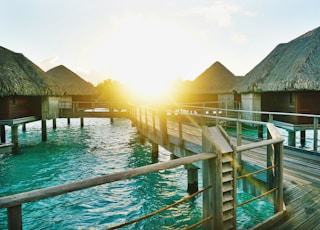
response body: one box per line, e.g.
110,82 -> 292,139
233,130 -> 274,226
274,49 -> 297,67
187,168 -> 198,194
80,117 -> 84,128
0,125 -> 5,143
22,123 -> 26,132
11,125 -> 19,152
300,130 -> 306,146
159,110 -> 168,146
151,142 -> 159,159
288,131 -> 296,147
67,118 -> 70,125
53,119 -> 57,129
41,120 -> 47,142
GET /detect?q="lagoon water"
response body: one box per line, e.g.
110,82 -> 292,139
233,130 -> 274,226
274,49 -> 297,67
0,118 -> 273,229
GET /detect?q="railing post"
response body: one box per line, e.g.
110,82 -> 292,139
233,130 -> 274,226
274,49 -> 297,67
236,112 -> 242,166
267,129 -> 274,190
202,128 -> 218,229
145,108 -> 148,132
178,107 -> 183,147
159,109 -> 168,146
274,141 -> 284,213
8,205 -> 22,230
313,117 -> 318,152
152,110 -> 156,138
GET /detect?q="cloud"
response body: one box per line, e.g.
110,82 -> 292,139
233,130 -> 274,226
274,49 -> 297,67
178,1 -> 256,28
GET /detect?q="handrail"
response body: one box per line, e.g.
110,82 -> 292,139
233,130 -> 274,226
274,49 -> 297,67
0,153 -> 216,209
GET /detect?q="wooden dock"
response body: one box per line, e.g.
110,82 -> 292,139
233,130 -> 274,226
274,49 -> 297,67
1,103 -> 319,229
241,145 -> 320,229
131,106 -> 320,229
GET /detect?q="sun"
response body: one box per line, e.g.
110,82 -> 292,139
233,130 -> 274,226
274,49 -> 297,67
94,14 -> 197,103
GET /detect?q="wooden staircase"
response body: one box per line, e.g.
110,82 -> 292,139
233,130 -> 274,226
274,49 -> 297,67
202,125 -> 236,230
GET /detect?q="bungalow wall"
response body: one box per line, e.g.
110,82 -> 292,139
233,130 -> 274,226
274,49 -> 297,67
296,91 -> 320,124
218,93 -> 241,109
0,96 -> 41,120
261,92 -> 297,123
261,91 -> 320,124
0,97 -> 10,119
241,93 -> 261,122
181,93 -> 219,104
72,95 -> 94,109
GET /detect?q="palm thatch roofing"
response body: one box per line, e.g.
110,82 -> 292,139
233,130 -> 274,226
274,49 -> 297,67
46,65 -> 97,96
237,26 -> 320,93
191,61 -> 241,94
0,46 -> 64,96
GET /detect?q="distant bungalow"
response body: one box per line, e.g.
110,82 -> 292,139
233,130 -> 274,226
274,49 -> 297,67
46,65 -> 97,114
181,61 -> 241,109
0,46 -> 64,151
0,47 -> 98,151
236,26 -> 320,126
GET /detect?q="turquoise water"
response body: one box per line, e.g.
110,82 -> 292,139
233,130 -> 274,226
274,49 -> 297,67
0,118 -> 273,229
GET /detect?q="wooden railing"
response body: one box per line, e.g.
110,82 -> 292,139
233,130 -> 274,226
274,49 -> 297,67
129,104 -> 285,229
0,103 -> 285,229
0,153 -> 217,229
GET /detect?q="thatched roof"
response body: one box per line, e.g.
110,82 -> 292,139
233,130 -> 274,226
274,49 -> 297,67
0,46 -> 63,96
46,65 -> 97,96
191,61 -> 241,94
237,26 -> 320,93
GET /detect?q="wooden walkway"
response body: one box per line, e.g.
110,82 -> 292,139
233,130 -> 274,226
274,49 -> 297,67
241,145 -> 320,229
163,120 -> 320,229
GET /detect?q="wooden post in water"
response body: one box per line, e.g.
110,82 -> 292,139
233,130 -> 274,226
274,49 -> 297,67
42,120 -> 47,142
300,130 -> 306,146
11,125 -> 19,152
80,117 -> 84,128
22,123 -> 26,132
0,125 -> 6,143
151,142 -> 158,159
67,118 -> 71,125
288,131 -> 296,147
187,166 -> 198,194
53,119 -> 57,130
159,110 -> 168,146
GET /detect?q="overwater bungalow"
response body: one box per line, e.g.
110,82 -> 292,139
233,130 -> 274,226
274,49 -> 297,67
46,65 -> 97,113
0,46 -> 64,151
181,61 -> 241,109
236,26 -> 320,125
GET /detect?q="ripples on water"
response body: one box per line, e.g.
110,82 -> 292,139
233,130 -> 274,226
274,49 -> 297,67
0,118 -> 272,229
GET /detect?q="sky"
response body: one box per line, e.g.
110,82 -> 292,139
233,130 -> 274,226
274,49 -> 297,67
1,0 -> 320,94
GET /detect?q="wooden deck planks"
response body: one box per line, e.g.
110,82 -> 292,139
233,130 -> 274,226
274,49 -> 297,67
167,122 -> 320,229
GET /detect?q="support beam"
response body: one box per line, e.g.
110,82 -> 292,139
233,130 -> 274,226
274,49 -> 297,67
42,120 -> 47,142
151,142 -> 158,159
300,130 -> 306,146
288,131 -> 296,147
80,117 -> 84,128
0,125 -> 5,143
11,125 -> 19,152
53,119 -> 57,130
67,118 -> 70,125
22,123 -> 26,132
187,167 -> 198,194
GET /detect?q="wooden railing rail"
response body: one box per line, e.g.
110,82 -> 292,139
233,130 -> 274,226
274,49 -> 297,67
0,153 -> 216,229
